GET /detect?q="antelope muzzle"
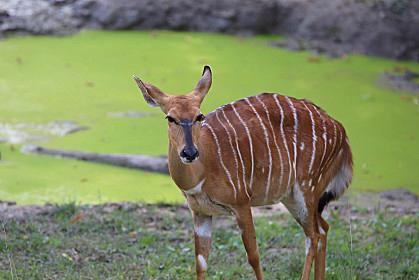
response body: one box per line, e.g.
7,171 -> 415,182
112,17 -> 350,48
179,120 -> 199,164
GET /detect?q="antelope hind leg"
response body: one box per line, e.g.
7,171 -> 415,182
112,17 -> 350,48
314,215 -> 329,280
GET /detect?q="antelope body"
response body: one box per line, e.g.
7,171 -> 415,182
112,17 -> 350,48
133,66 -> 353,280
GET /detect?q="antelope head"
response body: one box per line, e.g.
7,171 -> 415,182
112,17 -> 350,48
134,66 -> 212,164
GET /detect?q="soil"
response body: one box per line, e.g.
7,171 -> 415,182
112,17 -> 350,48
1,188 -> 417,222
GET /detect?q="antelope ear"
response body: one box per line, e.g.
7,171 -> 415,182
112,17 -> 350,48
133,76 -> 168,108
193,65 -> 212,103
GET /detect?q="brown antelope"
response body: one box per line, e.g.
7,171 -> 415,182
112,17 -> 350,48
133,66 -> 353,280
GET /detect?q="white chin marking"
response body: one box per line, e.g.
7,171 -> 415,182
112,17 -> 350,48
180,157 -> 198,164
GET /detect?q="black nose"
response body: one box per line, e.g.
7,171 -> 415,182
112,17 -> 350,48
180,147 -> 199,161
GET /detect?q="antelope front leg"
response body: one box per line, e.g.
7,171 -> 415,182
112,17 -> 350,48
235,206 -> 264,280
192,213 -> 212,280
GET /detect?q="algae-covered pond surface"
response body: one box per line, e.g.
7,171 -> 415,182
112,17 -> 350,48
0,31 -> 418,204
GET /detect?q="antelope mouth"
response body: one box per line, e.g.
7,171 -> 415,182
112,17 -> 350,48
180,155 -> 199,164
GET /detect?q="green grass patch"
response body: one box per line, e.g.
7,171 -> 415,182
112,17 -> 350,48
0,31 -> 418,204
0,203 -> 417,279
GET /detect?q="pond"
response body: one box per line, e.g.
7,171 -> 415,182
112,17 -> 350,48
0,31 -> 418,204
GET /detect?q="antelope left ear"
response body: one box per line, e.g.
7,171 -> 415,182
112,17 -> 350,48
193,65 -> 212,103
133,76 -> 168,108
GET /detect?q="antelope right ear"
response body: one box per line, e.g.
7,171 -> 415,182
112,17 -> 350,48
193,65 -> 212,104
133,76 -> 168,108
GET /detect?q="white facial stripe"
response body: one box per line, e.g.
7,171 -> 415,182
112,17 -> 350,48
257,95 -> 284,188
231,103 -> 255,191
303,102 -> 317,176
206,123 -> 237,199
184,179 -> 205,195
245,97 -> 273,200
198,255 -> 207,271
221,109 -> 250,199
285,96 -> 298,181
273,95 -> 293,188
216,110 -> 241,195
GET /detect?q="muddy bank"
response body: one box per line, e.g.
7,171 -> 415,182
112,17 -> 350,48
1,0 -> 418,61
1,188 -> 417,220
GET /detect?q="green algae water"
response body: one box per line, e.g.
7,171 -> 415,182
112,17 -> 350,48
0,31 -> 418,204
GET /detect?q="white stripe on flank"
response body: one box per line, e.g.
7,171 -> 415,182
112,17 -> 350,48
321,120 -> 338,173
338,124 -> 343,149
332,121 -> 337,153
245,97 -> 273,199
221,109 -> 250,199
326,121 -> 338,171
303,102 -> 317,175
206,123 -> 237,199
285,96 -> 298,181
273,95 -> 293,188
231,103 -> 255,191
311,104 -> 327,170
216,110 -> 242,195
256,95 -> 284,187
184,179 -> 205,195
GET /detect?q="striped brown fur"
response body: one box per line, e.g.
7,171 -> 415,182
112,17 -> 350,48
200,93 -> 352,207
134,66 -> 353,280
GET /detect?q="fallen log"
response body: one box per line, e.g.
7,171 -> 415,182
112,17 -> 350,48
21,145 -> 169,175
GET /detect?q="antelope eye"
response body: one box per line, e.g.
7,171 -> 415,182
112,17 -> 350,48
166,116 -> 177,124
195,114 -> 205,122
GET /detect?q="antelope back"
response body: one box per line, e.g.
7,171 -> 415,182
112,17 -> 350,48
200,93 -> 352,205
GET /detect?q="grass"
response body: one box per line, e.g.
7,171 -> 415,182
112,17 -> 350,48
0,201 -> 417,279
0,30 -> 418,204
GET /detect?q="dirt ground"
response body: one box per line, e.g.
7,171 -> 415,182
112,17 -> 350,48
1,188 -> 417,221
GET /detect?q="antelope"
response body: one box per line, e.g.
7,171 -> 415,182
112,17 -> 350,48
133,66 -> 353,280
